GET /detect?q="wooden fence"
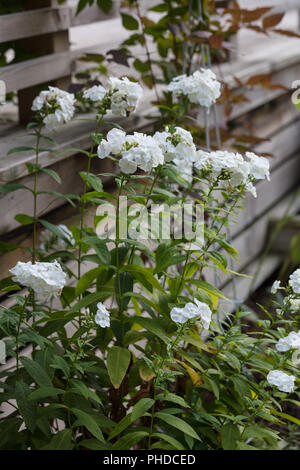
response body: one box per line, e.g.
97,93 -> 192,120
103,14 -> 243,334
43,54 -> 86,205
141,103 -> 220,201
1,0 -> 300,308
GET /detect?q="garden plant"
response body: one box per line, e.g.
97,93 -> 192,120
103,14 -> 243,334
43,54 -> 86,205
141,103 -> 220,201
0,0 -> 300,452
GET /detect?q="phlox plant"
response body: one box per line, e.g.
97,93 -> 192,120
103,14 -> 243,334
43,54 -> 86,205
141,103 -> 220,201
0,30 -> 300,453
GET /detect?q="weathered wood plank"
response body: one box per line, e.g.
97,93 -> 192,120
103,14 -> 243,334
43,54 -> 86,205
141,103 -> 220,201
268,215 -> 300,255
1,13 -> 300,96
205,182 -> 300,291
220,255 -> 282,312
0,3 -> 119,43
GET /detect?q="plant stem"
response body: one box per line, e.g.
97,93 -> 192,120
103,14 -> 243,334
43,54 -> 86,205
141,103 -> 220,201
77,115 -> 104,287
135,0 -> 160,104
32,127 -> 42,264
115,176 -> 126,314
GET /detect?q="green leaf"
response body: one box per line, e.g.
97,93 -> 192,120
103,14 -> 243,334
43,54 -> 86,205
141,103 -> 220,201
0,241 -> 21,254
155,412 -> 201,441
133,316 -> 169,344
131,397 -> 154,420
7,146 -> 34,155
15,381 -> 37,433
82,235 -> 111,265
68,290 -> 112,313
133,58 -> 150,73
106,346 -> 131,389
218,239 -> 240,262
155,243 -> 186,274
243,425 -> 278,441
15,214 -> 35,225
21,357 -> 53,388
151,433 -> 185,450
76,0 -> 92,15
156,392 -> 190,408
0,183 -> 32,193
43,429 -> 73,450
71,408 -> 104,442
0,276 -> 21,293
40,167 -> 62,184
97,0 -> 112,14
121,265 -> 165,293
112,431 -> 148,450
220,423 -> 240,450
75,267 -> 104,296
149,4 -> 169,12
273,411 -> 300,426
69,379 -> 102,405
109,398 -> 154,440
207,251 -> 228,273
39,220 -> 73,245
121,12 -> 139,30
50,355 -> 70,377
115,271 -> 134,310
189,279 -> 229,300
79,171 -> 103,192
79,439 -> 112,450
28,387 -> 65,401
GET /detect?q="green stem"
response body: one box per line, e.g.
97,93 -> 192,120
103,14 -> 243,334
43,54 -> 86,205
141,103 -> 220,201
32,127 -> 42,264
147,323 -> 184,449
135,0 -> 160,104
115,176 -> 126,315
128,168 -> 160,265
77,114 -> 104,292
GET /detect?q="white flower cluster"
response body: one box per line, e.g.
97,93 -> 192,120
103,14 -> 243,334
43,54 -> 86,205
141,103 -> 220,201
153,126 -> 197,183
32,86 -> 76,130
271,280 -> 281,294
95,302 -> 110,328
170,299 -> 212,329
168,69 -> 221,108
10,260 -> 66,297
40,224 -> 74,251
83,85 -> 106,103
109,77 -> 143,117
83,77 -> 143,117
272,270 -> 300,315
289,269 -> 300,294
276,330 -> 300,352
97,128 -> 164,174
267,370 -> 295,393
194,150 -> 270,197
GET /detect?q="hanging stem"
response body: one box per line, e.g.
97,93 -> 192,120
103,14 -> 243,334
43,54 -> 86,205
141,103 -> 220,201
135,0 -> 160,104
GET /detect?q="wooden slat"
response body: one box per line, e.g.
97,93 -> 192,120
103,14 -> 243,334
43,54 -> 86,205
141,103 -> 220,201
0,88 -> 155,183
239,0 -> 300,11
205,188 -> 300,304
0,3 -> 119,43
220,255 -> 282,312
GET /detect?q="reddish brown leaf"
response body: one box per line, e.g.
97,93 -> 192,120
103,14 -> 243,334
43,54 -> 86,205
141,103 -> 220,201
141,16 -> 155,28
263,13 -> 284,29
209,34 -> 223,49
246,73 -> 271,87
246,24 -> 269,35
272,28 -> 300,38
233,76 -> 243,87
242,7 -> 272,23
